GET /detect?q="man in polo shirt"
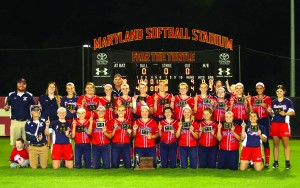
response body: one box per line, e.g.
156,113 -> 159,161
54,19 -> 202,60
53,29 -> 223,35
112,74 -> 123,97
4,78 -> 35,147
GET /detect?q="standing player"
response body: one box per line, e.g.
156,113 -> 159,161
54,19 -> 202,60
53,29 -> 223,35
109,105 -> 133,169
158,107 -> 178,168
175,106 -> 199,169
248,82 -> 272,168
198,108 -> 218,168
228,83 -> 250,125
170,82 -> 194,120
88,105 -> 112,169
216,111 -> 242,170
194,82 -> 216,122
71,108 -> 93,169
132,82 -> 154,118
77,82 -> 102,120
4,78 -> 35,147
45,107 -> 74,169
100,84 -> 116,121
114,84 -> 133,121
38,81 -> 61,148
132,106 -> 158,168
269,85 -> 295,169
213,87 -> 230,123
152,80 -> 172,122
60,82 -> 78,123
240,111 -> 267,171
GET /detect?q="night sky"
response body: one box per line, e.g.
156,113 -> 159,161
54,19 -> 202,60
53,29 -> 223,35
0,0 -> 299,96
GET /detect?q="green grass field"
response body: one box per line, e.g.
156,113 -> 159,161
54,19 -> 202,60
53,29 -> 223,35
0,137 -> 299,188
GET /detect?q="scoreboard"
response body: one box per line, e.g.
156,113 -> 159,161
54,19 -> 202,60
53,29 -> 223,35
92,51 -> 236,95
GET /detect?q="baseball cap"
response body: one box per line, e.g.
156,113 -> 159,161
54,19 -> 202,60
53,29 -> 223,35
114,74 -> 122,78
31,105 -> 41,111
256,82 -> 265,88
17,78 -> 26,84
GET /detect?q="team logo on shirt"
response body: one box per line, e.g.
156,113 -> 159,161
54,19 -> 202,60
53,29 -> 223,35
23,97 -> 28,101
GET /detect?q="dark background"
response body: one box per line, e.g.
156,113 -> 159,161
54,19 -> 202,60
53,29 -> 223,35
0,0 -> 299,97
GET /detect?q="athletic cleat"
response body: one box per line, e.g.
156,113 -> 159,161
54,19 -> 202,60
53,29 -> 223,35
272,162 -> 279,169
286,163 -> 291,170
264,163 -> 269,169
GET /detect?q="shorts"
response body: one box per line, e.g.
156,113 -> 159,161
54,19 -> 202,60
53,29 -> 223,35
240,146 -> 262,162
270,122 -> 291,137
52,144 -> 74,160
10,120 -> 27,145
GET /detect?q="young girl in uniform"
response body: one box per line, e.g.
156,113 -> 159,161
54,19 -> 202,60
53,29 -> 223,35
269,85 -> 295,169
176,106 -> 199,169
158,107 -> 178,168
240,111 -> 267,171
216,111 -> 242,170
170,82 -> 194,120
198,108 -> 218,168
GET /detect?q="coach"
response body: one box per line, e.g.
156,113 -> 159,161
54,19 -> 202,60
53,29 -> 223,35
4,78 -> 35,147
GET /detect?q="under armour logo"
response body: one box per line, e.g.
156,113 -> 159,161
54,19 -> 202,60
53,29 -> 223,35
96,68 -> 109,75
218,68 -> 230,75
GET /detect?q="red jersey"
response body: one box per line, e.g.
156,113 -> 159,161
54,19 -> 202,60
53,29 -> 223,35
115,96 -> 133,121
108,119 -> 132,144
100,97 -> 116,121
219,124 -> 242,151
77,95 -> 102,119
91,120 -> 112,145
230,96 -> 249,120
71,119 -> 91,144
152,93 -> 172,118
251,95 -> 272,118
134,118 -> 158,148
159,119 -> 178,144
194,95 -> 216,120
178,120 -> 199,147
213,99 -> 230,122
135,95 -> 154,116
198,121 -> 218,147
173,95 -> 194,120
9,148 -> 29,162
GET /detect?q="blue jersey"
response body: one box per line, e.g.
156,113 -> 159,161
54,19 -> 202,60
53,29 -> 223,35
271,97 -> 294,123
7,91 -> 35,119
49,120 -> 71,144
38,95 -> 59,121
25,118 -> 47,145
242,124 -> 266,147
60,96 -> 78,120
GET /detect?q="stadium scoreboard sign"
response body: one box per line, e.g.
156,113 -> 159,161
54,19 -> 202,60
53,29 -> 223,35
92,50 -> 236,95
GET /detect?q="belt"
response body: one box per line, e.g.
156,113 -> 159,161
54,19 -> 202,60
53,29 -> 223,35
12,119 -> 27,121
30,143 -> 47,147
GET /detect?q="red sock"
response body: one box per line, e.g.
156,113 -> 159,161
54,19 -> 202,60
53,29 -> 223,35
264,148 -> 270,163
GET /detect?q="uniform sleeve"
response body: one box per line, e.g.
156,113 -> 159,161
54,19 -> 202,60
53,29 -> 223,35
146,96 -> 154,107
49,121 -> 55,134
25,121 -> 39,142
9,149 -> 16,161
287,99 -> 295,112
77,95 -> 84,106
234,125 -> 242,135
28,94 -> 35,105
193,121 -> 199,133
260,125 -> 267,138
